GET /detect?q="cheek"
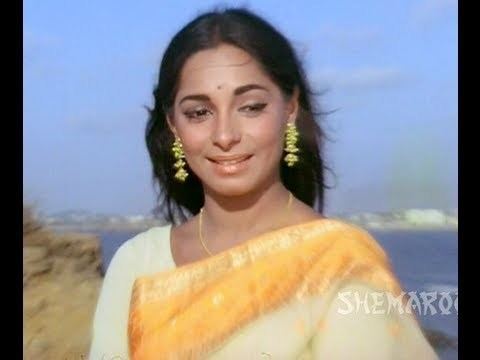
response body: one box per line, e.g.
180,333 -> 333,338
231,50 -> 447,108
177,129 -> 208,156
249,112 -> 285,152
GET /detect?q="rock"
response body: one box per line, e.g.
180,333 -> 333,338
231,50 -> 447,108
24,297 -> 48,318
23,246 -> 52,287
23,246 -> 48,263
23,205 -> 104,359
424,327 -> 458,350
23,229 -> 54,247
23,205 -> 43,235
25,338 -> 50,358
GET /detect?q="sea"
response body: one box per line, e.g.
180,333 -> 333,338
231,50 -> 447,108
97,228 -> 458,360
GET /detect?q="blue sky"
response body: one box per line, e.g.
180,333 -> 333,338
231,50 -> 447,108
23,0 -> 458,216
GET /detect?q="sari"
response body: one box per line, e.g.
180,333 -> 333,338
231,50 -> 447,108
127,219 -> 438,359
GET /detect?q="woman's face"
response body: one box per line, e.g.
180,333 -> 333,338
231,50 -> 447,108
168,43 -> 298,196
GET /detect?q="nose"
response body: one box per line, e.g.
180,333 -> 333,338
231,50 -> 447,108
211,111 -> 241,151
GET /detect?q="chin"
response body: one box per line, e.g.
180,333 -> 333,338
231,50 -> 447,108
213,185 -> 253,197
205,179 -> 258,197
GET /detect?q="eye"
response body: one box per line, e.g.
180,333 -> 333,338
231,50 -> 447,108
183,107 -> 213,121
239,103 -> 267,114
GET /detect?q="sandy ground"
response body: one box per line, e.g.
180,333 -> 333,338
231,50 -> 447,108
23,225 -> 103,359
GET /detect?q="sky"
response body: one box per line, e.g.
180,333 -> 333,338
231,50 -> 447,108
23,0 -> 458,216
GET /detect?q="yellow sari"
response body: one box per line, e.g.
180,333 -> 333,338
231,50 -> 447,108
128,219 -> 438,359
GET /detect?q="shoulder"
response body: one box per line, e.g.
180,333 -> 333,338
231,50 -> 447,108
298,217 -> 399,291
109,224 -> 173,274
284,205 -> 390,265
321,218 -> 390,262
287,202 -> 380,247
117,224 -> 172,256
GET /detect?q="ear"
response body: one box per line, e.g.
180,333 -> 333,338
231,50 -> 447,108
166,113 -> 177,137
286,86 -> 300,125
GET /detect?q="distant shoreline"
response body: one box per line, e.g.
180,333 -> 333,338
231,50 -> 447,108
43,208 -> 458,234
49,223 -> 167,234
363,224 -> 458,232
49,222 -> 457,234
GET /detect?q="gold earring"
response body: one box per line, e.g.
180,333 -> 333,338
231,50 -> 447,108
284,122 -> 300,167
172,136 -> 189,182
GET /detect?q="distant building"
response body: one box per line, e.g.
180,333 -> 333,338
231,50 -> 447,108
445,216 -> 458,227
127,215 -> 145,223
404,209 -> 447,226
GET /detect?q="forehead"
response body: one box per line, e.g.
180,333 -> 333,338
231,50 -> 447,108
177,44 -> 274,95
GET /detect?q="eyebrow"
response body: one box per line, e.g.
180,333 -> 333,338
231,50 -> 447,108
178,83 -> 269,105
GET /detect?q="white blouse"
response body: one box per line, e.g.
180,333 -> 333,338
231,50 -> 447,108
89,225 -> 438,360
89,225 -> 175,360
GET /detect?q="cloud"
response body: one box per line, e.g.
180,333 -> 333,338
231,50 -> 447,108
24,29 -> 61,48
315,24 -> 382,51
23,29 -> 62,60
411,0 -> 458,27
314,66 -> 408,92
23,28 -> 65,76
65,108 -> 145,137
326,183 -> 392,214
296,24 -> 383,57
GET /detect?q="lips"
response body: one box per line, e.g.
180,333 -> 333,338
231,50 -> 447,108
208,154 -> 252,165
207,154 -> 253,175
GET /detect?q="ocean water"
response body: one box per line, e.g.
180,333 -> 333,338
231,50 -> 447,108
370,229 -> 458,360
98,228 -> 458,359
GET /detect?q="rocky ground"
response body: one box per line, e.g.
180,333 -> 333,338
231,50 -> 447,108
23,207 -> 103,359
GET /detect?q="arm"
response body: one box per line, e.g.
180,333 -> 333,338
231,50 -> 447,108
309,281 -> 439,360
89,241 -> 138,360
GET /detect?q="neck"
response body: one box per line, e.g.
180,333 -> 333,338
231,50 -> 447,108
200,181 -> 293,249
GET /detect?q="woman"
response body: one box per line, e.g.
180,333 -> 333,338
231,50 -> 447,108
89,7 -> 438,360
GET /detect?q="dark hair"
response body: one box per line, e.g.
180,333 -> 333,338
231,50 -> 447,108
146,6 -> 332,225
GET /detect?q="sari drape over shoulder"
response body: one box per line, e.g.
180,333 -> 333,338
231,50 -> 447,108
128,219 -> 438,360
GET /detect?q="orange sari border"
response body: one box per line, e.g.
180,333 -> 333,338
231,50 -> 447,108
128,219 -> 404,359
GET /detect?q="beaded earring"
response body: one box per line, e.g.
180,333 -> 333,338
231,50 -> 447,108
172,136 -> 189,182
283,122 -> 300,167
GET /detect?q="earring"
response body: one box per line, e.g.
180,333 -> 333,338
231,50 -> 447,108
172,136 -> 189,182
284,123 -> 300,167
